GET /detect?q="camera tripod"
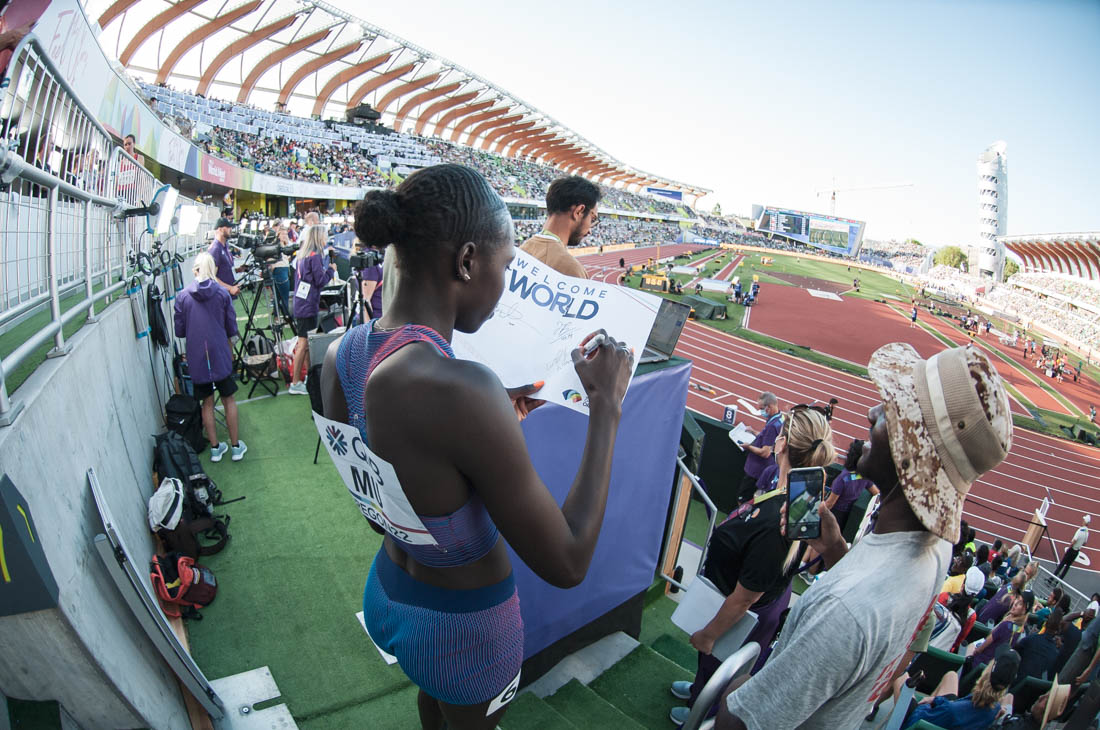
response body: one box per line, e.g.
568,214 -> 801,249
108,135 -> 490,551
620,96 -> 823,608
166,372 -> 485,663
232,257 -> 290,398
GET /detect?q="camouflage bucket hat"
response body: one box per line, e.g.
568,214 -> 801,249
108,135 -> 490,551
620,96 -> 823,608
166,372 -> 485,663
868,343 -> 1013,542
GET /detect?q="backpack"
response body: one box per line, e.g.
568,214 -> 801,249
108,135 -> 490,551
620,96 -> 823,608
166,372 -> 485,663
147,280 -> 170,348
165,393 -> 205,453
153,433 -> 240,556
148,477 -> 230,558
150,553 -> 217,619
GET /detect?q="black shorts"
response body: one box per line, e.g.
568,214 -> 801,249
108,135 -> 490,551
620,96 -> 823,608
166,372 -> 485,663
194,375 -> 238,400
295,315 -> 319,335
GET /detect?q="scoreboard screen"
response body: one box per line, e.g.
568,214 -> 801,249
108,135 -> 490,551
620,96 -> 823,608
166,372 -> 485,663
752,205 -> 866,257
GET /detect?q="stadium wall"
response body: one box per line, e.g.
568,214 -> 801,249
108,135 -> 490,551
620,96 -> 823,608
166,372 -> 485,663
0,293 -> 193,729
29,0 -> 363,201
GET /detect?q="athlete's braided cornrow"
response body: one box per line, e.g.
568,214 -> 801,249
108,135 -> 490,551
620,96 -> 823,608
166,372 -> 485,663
354,164 -> 508,272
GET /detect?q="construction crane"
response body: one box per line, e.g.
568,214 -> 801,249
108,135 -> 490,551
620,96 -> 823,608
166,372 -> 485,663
815,181 -> 914,215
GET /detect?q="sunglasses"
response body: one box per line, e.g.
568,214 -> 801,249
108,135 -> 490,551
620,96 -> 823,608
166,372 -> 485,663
791,403 -> 831,419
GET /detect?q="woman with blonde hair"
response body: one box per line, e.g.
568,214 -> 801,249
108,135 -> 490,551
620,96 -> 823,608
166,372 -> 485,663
174,252 -> 245,461
288,224 -> 336,395
668,405 -> 834,725
897,647 -> 1019,729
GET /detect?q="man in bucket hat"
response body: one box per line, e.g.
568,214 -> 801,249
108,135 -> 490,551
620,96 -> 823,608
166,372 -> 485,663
717,343 -> 1013,730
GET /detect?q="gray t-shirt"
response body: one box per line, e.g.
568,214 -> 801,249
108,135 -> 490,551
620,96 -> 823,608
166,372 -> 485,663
726,530 -> 950,729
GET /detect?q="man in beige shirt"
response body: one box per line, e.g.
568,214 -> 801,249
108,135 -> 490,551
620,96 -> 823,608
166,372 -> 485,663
520,176 -> 600,279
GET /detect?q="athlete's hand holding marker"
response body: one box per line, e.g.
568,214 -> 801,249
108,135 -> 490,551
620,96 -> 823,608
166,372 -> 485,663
573,329 -> 634,410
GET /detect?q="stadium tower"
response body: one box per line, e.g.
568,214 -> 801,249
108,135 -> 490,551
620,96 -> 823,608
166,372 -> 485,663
973,141 -> 1008,280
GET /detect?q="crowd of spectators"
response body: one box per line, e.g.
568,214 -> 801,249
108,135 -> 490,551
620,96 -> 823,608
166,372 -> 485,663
982,285 -> 1100,346
512,218 -> 682,247
143,84 -> 695,218
1010,273 -> 1100,315
860,238 -> 927,271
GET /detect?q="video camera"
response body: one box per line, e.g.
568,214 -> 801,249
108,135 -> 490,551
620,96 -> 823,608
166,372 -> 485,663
349,248 -> 382,269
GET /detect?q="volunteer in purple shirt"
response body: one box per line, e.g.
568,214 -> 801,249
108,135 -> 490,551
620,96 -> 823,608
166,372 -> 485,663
173,252 -> 246,462
288,224 -> 336,395
739,392 -> 783,503
361,260 -> 384,319
208,217 -> 239,298
825,438 -> 880,531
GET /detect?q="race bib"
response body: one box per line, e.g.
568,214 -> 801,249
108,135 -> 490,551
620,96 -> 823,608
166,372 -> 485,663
486,670 -> 521,716
295,280 -> 312,299
313,414 -> 438,546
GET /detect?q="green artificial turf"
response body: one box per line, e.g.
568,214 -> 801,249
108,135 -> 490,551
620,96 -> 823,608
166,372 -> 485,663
500,693 -> 574,730
587,645 -> 693,727
545,679 -> 646,729
649,634 -> 698,673
0,282 -> 113,394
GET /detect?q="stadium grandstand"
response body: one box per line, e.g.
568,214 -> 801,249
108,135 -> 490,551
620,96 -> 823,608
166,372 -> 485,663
4,1 -> 1100,729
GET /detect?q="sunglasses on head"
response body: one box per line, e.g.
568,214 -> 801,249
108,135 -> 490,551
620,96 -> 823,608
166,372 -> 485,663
791,403 -> 831,418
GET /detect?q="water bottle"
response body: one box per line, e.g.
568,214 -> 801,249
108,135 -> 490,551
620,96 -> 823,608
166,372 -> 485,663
128,277 -> 149,339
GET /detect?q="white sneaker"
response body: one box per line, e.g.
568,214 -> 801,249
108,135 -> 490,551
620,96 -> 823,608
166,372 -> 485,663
209,442 -> 229,462
288,382 -> 308,395
231,441 -> 248,461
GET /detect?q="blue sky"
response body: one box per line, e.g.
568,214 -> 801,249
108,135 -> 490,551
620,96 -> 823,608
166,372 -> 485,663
332,0 -> 1100,247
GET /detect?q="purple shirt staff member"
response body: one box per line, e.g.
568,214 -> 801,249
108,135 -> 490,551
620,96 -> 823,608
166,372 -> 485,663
287,225 -> 336,395
208,217 -> 239,298
738,392 -> 783,504
825,443 -> 880,531
173,252 -> 246,462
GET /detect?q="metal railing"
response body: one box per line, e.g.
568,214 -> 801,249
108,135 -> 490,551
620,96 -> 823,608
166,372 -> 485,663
0,34 -> 217,426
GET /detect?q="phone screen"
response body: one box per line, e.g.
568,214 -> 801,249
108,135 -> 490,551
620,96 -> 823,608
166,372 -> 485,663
787,467 -> 826,539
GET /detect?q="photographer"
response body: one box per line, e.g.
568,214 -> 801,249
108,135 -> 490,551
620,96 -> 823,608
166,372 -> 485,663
269,224 -> 292,322
288,225 -> 335,395
354,243 -> 384,320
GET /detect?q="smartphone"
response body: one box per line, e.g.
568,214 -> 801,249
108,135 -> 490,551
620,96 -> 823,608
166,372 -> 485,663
786,466 -> 827,540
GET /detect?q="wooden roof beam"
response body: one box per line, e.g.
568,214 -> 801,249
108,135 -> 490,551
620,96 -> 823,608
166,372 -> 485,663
155,0 -> 264,85
237,27 -> 332,104
195,13 -> 299,97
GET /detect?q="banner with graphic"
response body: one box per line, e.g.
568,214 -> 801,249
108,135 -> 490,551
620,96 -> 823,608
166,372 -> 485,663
451,249 -> 660,415
647,187 -> 683,202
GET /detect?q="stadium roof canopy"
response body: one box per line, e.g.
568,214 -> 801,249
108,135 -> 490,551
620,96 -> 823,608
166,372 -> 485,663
86,0 -> 709,197
999,232 -> 1100,280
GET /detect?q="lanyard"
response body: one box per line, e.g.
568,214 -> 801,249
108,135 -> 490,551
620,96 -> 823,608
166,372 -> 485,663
724,483 -> 785,524
539,230 -> 563,245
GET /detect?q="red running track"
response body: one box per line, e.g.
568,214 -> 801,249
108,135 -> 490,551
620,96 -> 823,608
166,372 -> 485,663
748,286 -> 945,364
710,255 -> 744,282
911,307 -> 1070,416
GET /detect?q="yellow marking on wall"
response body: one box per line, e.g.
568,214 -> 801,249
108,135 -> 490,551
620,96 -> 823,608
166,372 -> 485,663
0,524 -> 10,582
17,504 -> 34,542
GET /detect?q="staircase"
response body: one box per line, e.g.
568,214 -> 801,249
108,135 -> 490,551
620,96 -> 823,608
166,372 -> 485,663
501,593 -> 698,730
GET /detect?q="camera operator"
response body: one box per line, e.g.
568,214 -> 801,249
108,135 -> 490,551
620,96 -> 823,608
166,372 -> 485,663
353,242 -> 384,319
269,223 -> 293,322
209,217 -> 240,298
288,225 -> 336,395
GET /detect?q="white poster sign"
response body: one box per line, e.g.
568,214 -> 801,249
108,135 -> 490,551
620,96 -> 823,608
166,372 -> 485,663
452,249 -> 661,415
313,414 -> 438,546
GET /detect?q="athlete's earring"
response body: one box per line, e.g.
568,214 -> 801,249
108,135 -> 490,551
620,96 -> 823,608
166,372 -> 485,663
461,272 -> 471,282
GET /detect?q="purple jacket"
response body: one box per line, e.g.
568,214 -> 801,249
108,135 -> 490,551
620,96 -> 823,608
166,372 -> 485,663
174,279 -> 238,385
829,468 -> 876,512
292,253 -> 335,319
744,414 -> 783,479
208,239 -> 236,291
